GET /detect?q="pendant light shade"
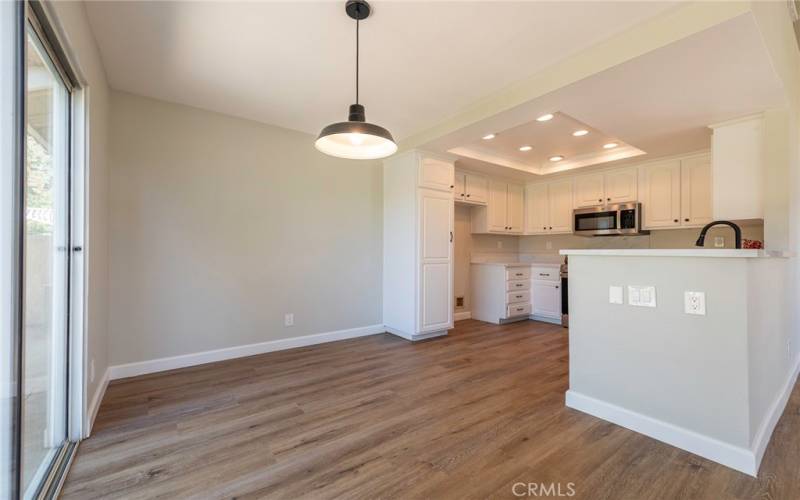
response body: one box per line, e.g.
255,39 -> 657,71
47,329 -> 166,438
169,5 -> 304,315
315,104 -> 397,160
315,0 -> 397,160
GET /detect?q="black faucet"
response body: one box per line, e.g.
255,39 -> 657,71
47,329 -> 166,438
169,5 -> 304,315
695,220 -> 742,249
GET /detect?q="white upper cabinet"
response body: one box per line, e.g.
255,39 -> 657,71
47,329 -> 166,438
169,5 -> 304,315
710,115 -> 763,221
454,171 -> 488,205
640,160 -> 681,228
507,184 -> 524,234
464,173 -> 488,204
525,183 -> 549,234
574,174 -> 605,208
524,180 -> 573,234
574,168 -> 637,207
680,156 -> 713,226
639,154 -> 711,230
454,171 -> 466,201
604,168 -> 638,204
487,180 -> 508,232
418,156 -> 454,193
472,180 -> 524,234
548,180 -> 574,233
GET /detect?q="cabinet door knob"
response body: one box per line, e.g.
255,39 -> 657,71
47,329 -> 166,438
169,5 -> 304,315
684,218 -> 690,222
556,286 -> 559,289
607,198 -> 611,201
549,226 -> 552,230
598,198 -> 602,202
450,185 -> 454,189
466,194 -> 470,197
674,219 -> 679,223
543,226 -> 546,230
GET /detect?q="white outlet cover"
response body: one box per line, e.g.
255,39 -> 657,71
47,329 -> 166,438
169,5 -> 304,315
609,285 -> 623,304
714,236 -> 725,248
546,241 -> 553,250
628,285 -> 656,307
497,241 -> 503,249
284,313 -> 294,326
684,291 -> 706,315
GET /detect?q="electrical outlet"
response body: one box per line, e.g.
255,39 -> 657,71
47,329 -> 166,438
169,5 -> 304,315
284,313 -> 294,327
90,358 -> 95,383
497,240 -> 503,249
628,285 -> 656,307
609,285 -> 623,304
546,241 -> 553,250
684,291 -> 706,315
714,236 -> 725,248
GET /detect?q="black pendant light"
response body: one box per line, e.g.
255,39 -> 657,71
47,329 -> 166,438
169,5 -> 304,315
315,0 -> 397,160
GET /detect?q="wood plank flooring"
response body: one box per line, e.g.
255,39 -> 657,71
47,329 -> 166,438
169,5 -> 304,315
62,320 -> 800,499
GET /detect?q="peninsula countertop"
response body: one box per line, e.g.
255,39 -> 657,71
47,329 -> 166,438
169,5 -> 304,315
559,249 -> 790,258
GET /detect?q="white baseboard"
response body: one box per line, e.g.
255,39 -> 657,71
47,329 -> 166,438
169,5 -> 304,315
108,324 -> 385,381
454,311 -> 471,321
751,355 -> 800,469
384,325 -> 448,342
86,367 -> 109,436
566,390 -> 758,476
530,315 -> 562,325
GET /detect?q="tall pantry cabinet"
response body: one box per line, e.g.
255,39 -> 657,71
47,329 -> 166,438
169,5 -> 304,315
383,151 -> 455,341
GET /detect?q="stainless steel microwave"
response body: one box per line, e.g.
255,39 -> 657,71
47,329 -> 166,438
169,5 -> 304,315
573,202 -> 648,236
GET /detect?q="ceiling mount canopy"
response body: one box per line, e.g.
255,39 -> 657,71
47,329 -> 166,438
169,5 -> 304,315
315,0 -> 397,160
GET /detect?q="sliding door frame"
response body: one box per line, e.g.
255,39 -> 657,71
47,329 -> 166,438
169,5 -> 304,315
8,1 -> 88,498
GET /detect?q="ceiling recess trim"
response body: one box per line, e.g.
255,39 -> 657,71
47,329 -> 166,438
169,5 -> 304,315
447,144 -> 646,176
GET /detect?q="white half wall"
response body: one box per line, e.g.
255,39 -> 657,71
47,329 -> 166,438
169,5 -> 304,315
108,91 -> 383,365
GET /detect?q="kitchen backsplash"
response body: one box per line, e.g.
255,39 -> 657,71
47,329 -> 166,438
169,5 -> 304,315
518,223 -> 764,255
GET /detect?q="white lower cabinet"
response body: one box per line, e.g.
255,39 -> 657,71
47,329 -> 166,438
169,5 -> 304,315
531,265 -> 562,323
471,263 -> 562,325
532,281 -> 561,320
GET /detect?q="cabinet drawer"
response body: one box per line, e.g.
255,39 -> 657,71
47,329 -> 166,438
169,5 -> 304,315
506,302 -> 531,318
506,280 -> 530,292
531,267 -> 559,281
506,267 -> 531,281
506,290 -> 530,304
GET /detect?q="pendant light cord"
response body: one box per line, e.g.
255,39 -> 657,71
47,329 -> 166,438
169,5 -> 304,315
356,17 -> 359,105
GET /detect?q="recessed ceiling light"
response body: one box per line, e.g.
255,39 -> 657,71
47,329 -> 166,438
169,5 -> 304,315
572,130 -> 588,137
603,142 -> 618,149
536,113 -> 554,122
519,145 -> 533,152
482,133 -> 496,140
549,155 -> 564,162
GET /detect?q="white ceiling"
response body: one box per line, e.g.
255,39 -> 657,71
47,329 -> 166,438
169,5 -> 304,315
429,13 -> 786,180
449,111 -> 644,175
84,1 -> 679,140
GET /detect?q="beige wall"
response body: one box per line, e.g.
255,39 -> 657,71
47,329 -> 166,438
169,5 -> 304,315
108,91 -> 383,365
51,1 -> 111,416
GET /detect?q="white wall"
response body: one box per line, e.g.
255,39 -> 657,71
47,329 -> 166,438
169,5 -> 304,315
108,91 -> 383,365
49,0 -> 111,424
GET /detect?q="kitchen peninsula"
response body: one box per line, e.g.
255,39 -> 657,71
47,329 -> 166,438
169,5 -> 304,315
561,248 -> 795,476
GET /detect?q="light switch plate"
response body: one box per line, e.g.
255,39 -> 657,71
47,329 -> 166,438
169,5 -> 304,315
684,291 -> 706,315
628,285 -> 656,307
609,285 -> 623,304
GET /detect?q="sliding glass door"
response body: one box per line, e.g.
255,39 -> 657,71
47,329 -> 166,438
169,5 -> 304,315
21,21 -> 71,498
2,2 -> 83,498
